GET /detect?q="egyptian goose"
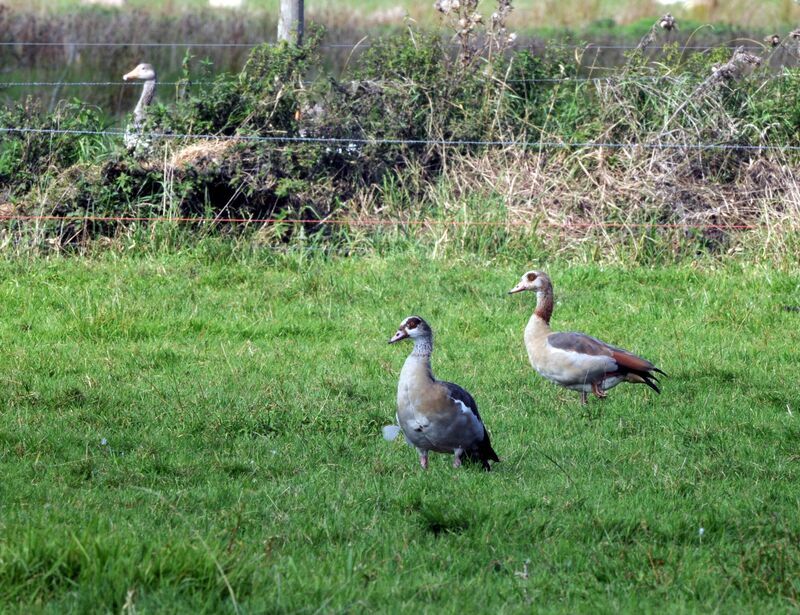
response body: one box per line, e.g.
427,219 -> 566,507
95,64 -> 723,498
509,271 -> 665,404
122,63 -> 157,153
383,316 -> 499,471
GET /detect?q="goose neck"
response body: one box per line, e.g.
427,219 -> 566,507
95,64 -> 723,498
133,79 -> 156,125
534,288 -> 553,324
411,336 -> 433,358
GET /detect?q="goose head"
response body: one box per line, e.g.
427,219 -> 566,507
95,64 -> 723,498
123,63 -> 157,82
388,316 -> 432,344
508,270 -> 551,295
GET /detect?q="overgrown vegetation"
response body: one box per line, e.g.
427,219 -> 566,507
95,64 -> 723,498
1,2 -> 800,261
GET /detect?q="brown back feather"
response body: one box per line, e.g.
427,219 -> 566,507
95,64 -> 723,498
609,348 -> 657,373
547,332 -> 614,357
548,332 -> 661,374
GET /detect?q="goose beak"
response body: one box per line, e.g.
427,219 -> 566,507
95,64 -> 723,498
388,329 -> 407,344
508,283 -> 526,295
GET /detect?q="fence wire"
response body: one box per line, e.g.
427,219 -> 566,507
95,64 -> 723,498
2,74 -> 797,88
0,41 -> 768,50
0,214 -> 774,231
2,126 -> 799,152
0,35 -> 795,236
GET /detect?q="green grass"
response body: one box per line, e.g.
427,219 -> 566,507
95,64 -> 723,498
0,246 -> 799,612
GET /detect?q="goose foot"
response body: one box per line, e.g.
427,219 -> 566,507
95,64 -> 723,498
453,448 -> 464,468
581,391 -> 588,405
591,381 -> 607,399
419,451 -> 429,470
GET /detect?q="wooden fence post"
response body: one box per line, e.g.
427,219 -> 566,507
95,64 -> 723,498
278,0 -> 304,45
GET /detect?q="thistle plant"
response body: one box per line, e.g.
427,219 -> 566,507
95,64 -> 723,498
434,0 -> 516,68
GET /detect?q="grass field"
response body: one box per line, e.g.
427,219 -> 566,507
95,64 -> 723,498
0,245 -> 798,611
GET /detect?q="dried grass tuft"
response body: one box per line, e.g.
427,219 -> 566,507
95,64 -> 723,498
403,143 -> 800,260
167,139 -> 235,170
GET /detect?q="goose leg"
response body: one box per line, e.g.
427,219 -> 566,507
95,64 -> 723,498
591,381 -> 607,399
418,450 -> 429,470
581,390 -> 588,405
453,448 -> 464,468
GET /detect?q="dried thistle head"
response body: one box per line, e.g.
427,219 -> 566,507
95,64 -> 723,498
659,13 -> 676,32
787,29 -> 800,57
712,49 -> 763,81
764,34 -> 781,47
636,13 -> 675,52
434,0 -> 455,15
735,51 -> 762,76
484,0 -> 514,55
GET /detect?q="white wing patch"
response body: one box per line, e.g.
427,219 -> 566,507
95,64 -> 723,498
452,398 -> 472,415
382,425 -> 402,441
539,344 -> 617,385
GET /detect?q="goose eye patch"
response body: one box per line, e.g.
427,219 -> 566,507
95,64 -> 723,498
526,273 -> 536,282
406,318 -> 420,329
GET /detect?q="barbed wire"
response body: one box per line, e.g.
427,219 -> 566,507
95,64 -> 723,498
0,78 -> 605,87
0,77 -> 671,88
559,44 -> 764,50
0,214 -> 774,231
0,41 -> 370,49
0,41 -> 767,50
1,125 -> 799,152
0,76 -> 721,88
0,35 -> 791,241
0,41 -> 261,48
4,73 -> 797,88
0,77 -> 676,88
0,81 -> 205,87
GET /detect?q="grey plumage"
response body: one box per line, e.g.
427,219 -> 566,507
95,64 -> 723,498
385,316 -> 499,470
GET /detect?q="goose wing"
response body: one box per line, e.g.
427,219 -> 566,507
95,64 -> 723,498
408,381 -> 485,451
547,331 -> 665,387
442,381 -> 483,423
442,381 -> 499,467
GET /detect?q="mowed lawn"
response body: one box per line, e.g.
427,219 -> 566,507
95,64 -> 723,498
0,249 -> 798,612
